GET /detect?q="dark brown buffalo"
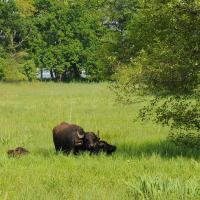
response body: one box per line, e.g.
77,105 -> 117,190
98,140 -> 116,155
52,122 -> 100,154
7,147 -> 29,157
83,132 -> 100,152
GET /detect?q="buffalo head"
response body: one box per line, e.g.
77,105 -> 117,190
84,132 -> 100,152
98,140 -> 116,155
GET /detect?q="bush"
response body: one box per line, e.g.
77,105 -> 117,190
22,60 -> 37,81
139,95 -> 200,148
0,58 -> 27,81
168,132 -> 200,149
110,0 -> 200,148
0,56 -> 37,82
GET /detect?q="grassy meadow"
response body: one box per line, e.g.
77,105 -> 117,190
0,82 -> 200,200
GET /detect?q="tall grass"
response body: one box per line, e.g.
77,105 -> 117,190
0,82 -> 200,200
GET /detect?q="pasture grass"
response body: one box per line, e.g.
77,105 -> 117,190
0,82 -> 200,200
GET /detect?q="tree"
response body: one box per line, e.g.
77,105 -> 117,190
16,0 -> 35,17
101,0 -> 138,69
111,0 -> 200,147
0,0 -> 33,54
30,0 -> 108,81
0,0 -> 36,81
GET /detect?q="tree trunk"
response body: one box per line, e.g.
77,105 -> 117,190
50,69 -> 55,80
71,63 -> 80,80
40,68 -> 43,80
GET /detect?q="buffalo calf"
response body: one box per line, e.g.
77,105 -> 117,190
7,147 -> 29,157
98,140 -> 116,155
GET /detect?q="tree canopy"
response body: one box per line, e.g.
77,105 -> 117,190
0,0 -> 110,81
110,0 -> 200,147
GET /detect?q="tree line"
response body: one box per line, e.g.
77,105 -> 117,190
0,0 -> 199,83
0,0 -> 111,82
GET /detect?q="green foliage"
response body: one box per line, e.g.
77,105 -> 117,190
0,51 -> 37,81
110,0 -> 200,147
102,0 -> 138,63
168,131 -> 200,149
138,95 -> 200,148
0,57 -> 27,81
30,0 -> 108,81
0,0 -> 32,54
22,59 -> 37,81
112,0 -> 200,94
110,65 -> 144,104
0,0 -> 37,82
16,0 -> 35,17
0,0 -> 113,82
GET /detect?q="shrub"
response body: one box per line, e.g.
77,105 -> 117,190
0,58 -> 27,82
22,60 -> 37,81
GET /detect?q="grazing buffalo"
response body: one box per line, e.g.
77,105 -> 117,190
98,140 -> 116,155
7,147 -> 29,157
52,122 -> 116,155
83,131 -> 100,152
52,122 -> 100,154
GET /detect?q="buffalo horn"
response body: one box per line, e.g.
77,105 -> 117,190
77,131 -> 84,139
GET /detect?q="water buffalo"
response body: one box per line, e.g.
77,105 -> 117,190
7,147 -> 29,157
52,122 -> 100,154
98,140 -> 116,155
83,131 -> 100,152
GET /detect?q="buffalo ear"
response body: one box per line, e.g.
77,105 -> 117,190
76,131 -> 84,139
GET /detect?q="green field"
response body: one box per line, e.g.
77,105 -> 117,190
0,83 -> 200,200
